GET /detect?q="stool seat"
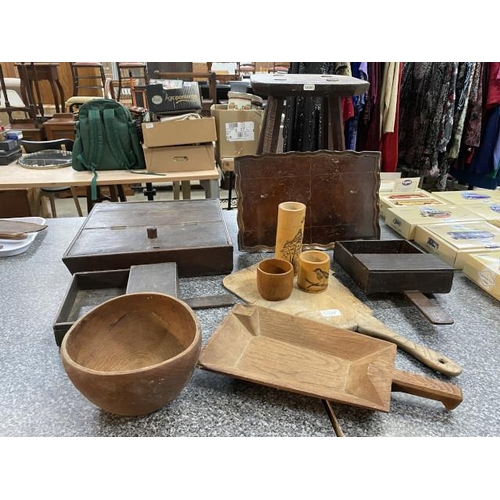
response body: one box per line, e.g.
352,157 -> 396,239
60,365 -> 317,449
250,73 -> 369,153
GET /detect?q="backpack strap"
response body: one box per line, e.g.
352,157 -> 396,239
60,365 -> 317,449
87,107 -> 106,200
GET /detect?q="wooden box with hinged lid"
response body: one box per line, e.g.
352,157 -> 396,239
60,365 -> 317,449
62,199 -> 234,277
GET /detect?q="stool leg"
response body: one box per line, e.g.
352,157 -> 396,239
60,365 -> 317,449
327,96 -> 346,150
257,95 -> 284,154
227,172 -> 233,210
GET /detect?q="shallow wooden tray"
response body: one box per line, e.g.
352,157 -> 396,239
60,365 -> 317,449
334,239 -> 454,294
333,239 -> 455,325
234,150 -> 381,251
53,269 -> 130,346
198,304 -> 463,412
53,263 -> 235,346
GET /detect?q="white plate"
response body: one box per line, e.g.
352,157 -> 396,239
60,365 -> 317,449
0,217 -> 47,257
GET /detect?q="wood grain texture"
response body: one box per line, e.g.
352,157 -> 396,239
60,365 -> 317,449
62,199 -> 234,276
222,264 -> 463,377
198,304 -> 463,412
60,293 -> 201,416
235,150 -> 381,251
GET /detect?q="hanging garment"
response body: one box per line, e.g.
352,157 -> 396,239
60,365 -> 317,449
447,62 -> 475,160
345,62 -> 368,150
379,62 -> 402,172
356,62 -> 382,152
462,62 -> 485,149
398,62 -> 458,178
449,106 -> 500,188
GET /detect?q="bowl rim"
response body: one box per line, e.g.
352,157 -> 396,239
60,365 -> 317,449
60,292 -> 202,376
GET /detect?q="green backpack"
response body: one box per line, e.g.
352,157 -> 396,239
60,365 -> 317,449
72,98 -> 147,200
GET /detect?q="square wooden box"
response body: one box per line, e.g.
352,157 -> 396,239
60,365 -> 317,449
62,199 -> 234,277
334,239 -> 454,295
53,263 -> 179,346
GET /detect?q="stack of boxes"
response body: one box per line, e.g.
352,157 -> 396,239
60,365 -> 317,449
141,116 -> 217,174
382,183 -> 500,300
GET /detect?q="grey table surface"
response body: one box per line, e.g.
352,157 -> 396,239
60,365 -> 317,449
0,208 -> 499,438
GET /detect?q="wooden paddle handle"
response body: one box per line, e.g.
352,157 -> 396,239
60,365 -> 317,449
0,232 -> 27,240
392,369 -> 463,410
357,317 -> 463,377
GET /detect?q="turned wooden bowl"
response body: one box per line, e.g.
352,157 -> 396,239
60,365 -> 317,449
60,293 -> 201,416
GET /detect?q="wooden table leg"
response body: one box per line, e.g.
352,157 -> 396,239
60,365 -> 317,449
257,95 -> 284,154
181,181 -> 191,199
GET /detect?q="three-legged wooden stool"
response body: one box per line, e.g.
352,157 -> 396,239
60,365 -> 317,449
250,73 -> 370,153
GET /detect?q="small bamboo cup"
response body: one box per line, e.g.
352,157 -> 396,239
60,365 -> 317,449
297,250 -> 331,293
256,258 -> 294,301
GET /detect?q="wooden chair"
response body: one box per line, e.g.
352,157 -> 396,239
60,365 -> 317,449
0,63 -> 45,140
20,139 -> 83,218
117,63 -> 150,104
65,62 -> 107,113
237,62 -> 256,77
269,62 -> 290,74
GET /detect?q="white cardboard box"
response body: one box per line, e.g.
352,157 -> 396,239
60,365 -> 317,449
463,250 -> 500,301
460,202 -> 500,228
431,189 -> 500,206
414,220 -> 500,269
386,204 -> 482,240
379,190 -> 445,218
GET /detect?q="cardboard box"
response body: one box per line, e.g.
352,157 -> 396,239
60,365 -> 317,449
431,189 -> 500,205
210,104 -> 263,160
220,157 -> 235,172
459,202 -> 500,228
463,250 -> 500,302
141,116 -> 216,148
379,176 -> 420,194
145,82 -> 202,115
413,221 -> 500,269
386,204 -> 482,240
379,190 -> 444,218
143,144 -> 215,173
